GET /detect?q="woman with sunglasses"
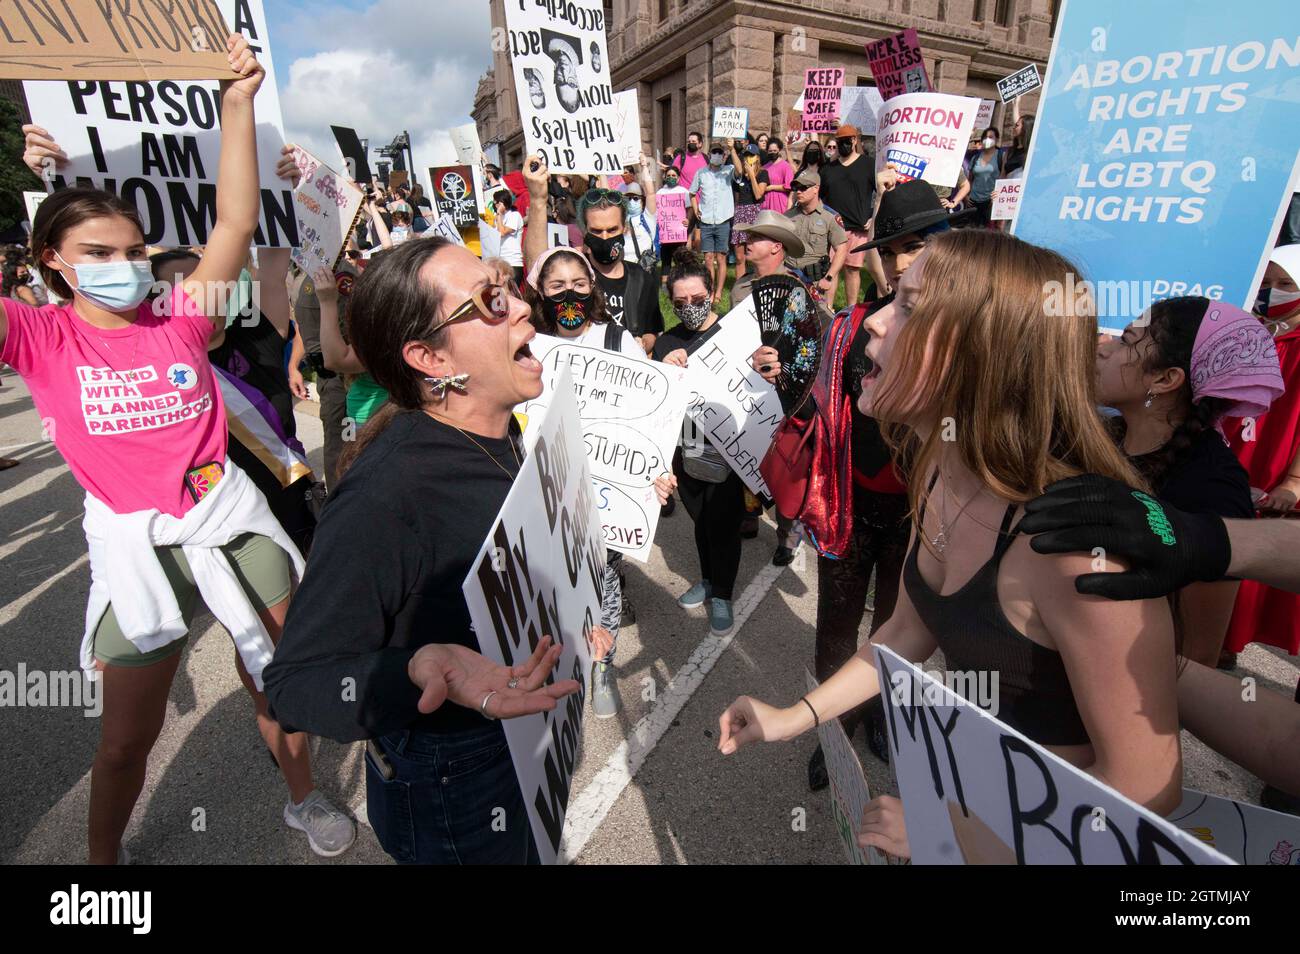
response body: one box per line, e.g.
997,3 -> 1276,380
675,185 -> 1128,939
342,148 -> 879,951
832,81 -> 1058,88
265,238 -> 582,864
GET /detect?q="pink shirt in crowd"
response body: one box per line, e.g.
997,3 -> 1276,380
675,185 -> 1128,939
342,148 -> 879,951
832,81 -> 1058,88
1,285 -> 226,517
760,158 -> 794,212
671,151 -> 708,190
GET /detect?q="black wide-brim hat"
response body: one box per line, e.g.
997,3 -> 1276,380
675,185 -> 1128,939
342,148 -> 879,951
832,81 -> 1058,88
852,180 -> 979,253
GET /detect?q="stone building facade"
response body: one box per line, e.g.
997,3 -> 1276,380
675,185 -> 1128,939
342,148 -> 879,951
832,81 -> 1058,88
474,0 -> 1058,170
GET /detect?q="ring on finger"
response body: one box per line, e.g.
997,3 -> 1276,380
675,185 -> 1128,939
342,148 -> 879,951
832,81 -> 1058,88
507,678 -> 520,690
480,690 -> 499,719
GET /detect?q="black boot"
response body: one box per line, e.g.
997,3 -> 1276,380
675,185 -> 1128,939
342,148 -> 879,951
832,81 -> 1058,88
807,744 -> 829,792
864,696 -> 890,764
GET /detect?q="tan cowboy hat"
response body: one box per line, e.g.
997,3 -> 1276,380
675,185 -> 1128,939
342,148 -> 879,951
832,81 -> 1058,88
744,210 -> 805,259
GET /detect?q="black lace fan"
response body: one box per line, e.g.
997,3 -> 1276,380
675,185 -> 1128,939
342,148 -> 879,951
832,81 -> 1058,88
751,274 -> 822,401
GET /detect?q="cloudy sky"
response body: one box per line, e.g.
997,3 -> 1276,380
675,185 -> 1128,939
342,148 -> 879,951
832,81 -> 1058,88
264,0 -> 494,194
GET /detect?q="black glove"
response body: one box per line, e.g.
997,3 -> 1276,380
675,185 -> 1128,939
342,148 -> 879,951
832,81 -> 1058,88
1019,474 -> 1231,600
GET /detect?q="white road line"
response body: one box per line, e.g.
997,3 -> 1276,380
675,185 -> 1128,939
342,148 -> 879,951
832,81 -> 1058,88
557,553 -> 793,863
0,553 -> 89,625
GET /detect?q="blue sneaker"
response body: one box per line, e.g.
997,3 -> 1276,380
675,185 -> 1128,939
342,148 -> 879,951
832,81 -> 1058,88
708,598 -> 734,636
678,581 -> 712,609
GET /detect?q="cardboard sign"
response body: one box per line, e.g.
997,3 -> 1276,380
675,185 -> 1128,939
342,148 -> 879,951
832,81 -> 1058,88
681,298 -> 783,496
386,169 -> 408,191
712,106 -> 749,140
288,147 -> 363,274
23,0 -> 294,248
873,646 -> 1231,864
329,125 -> 372,184
462,368 -> 604,866
1010,0 -> 1300,336
504,0 -> 620,175
612,89 -> 641,167
839,86 -> 885,136
546,223 -> 571,248
975,98 -> 997,133
875,92 -> 980,188
997,63 -> 1042,104
431,213 -> 467,246
656,189 -> 689,243
990,178 -> 1022,221
430,165 -> 478,229
0,0 -> 236,81
865,28 -> 931,102
806,671 -> 884,866
519,335 -> 690,562
449,122 -> 493,217
802,67 -> 845,134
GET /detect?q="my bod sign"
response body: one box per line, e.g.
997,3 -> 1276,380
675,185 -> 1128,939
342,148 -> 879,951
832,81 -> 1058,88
519,335 -> 690,562
22,0 -> 296,248
504,0 -> 620,174
464,370 -> 605,864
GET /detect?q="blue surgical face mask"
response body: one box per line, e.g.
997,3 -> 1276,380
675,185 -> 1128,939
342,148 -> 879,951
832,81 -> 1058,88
627,198 -> 643,216
55,251 -> 154,312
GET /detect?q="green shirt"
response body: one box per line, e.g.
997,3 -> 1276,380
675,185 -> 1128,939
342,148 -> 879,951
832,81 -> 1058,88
346,372 -> 389,426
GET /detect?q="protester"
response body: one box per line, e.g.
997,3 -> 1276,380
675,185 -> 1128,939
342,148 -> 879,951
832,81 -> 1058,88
522,246 -> 676,716
619,160 -> 660,278
655,253 -> 743,636
783,168 -> 847,301
817,125 -> 888,304
1096,299 -> 1278,667
793,139 -> 826,188
720,230 -> 1187,834
671,130 -> 708,191
1004,107 -> 1035,177
264,239 -> 582,863
656,167 -> 693,279
755,139 -> 795,214
10,36 -> 355,864
2,258 -> 40,306
729,140 -> 763,278
495,191 -> 525,284
388,201 -> 414,245
963,126 -> 1005,226
689,143 -> 737,303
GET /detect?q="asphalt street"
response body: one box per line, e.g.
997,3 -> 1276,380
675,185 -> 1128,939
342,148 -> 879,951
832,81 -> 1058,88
1,373 -> 1295,865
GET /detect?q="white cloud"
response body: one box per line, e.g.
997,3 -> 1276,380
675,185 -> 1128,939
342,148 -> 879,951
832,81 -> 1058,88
273,0 -> 493,195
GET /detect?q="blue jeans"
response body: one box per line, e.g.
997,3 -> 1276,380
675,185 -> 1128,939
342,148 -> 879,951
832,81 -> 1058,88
365,724 -> 539,864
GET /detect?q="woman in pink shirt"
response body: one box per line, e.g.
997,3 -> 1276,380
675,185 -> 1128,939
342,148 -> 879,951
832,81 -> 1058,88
5,36 -> 354,864
757,140 -> 795,213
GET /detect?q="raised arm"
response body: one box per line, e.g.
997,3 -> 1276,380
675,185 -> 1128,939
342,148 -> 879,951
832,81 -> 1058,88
186,34 -> 266,320
522,153 -> 551,269
314,266 -> 365,374
257,248 -> 292,338
639,156 -> 657,216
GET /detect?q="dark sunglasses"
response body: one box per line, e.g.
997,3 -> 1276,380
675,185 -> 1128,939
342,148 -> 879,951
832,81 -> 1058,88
430,281 -> 520,335
583,187 -> 627,207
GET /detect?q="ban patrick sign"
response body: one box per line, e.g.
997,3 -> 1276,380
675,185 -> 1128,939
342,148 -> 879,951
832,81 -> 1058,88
462,369 -> 604,865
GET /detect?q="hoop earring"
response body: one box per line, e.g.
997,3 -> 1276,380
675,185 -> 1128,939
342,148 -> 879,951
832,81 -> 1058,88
426,373 -> 469,400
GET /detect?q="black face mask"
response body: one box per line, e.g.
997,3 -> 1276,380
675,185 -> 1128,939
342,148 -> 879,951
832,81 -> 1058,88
542,289 -> 594,330
686,142 -> 699,153
585,232 -> 624,265
766,152 -> 780,163
805,150 -> 822,164
836,140 -> 854,158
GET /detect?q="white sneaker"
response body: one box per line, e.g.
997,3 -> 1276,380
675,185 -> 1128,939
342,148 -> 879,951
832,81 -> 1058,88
284,790 -> 357,857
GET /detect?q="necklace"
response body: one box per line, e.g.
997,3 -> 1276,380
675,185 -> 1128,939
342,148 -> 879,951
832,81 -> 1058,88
429,412 -> 521,479
1266,315 -> 1300,338
933,471 -> 983,556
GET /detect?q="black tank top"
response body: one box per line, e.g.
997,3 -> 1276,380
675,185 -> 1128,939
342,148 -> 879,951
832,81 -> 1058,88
902,477 -> 1091,747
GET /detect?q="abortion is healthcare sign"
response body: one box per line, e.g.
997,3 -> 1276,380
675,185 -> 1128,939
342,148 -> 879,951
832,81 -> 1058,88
1012,0 -> 1300,334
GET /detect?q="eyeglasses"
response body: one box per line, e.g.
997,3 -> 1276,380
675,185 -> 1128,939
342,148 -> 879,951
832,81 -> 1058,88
582,187 -> 626,207
672,295 -> 709,308
430,281 -> 519,336
542,279 -> 593,296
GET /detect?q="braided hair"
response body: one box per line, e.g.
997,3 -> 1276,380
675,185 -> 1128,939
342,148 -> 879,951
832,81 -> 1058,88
1119,296 -> 1231,491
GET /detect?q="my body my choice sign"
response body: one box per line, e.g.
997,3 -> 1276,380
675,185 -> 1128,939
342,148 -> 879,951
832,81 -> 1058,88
1012,0 -> 1300,335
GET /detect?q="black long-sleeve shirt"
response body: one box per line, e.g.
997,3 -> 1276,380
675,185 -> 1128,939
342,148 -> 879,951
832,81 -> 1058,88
264,410 -> 523,742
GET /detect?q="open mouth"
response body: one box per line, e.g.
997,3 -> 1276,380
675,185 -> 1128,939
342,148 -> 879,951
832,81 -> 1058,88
513,339 -> 542,373
860,354 -> 882,389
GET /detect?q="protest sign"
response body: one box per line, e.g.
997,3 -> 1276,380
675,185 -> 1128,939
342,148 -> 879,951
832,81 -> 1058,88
546,223 -> 571,248
805,671 -> 884,866
865,29 -> 931,102
450,122 -> 494,217
504,0 -> 620,174
712,106 -> 749,140
997,64 -> 1042,104
431,213 -> 466,246
330,125 -> 372,184
288,148 -> 363,274
874,92 -> 979,188
0,0 -> 236,81
839,86 -> 885,136
657,190 -> 689,243
1169,790 -> 1300,865
1011,0 -> 1300,335
990,178 -> 1022,221
463,368 -> 604,866
612,89 -> 641,166
873,646 -> 1232,864
22,0 -> 294,248
975,98 -> 997,132
22,191 -> 47,230
802,67 -> 845,134
429,165 -> 478,229
681,298 -> 783,497
519,336 -> 690,562
387,169 -> 408,191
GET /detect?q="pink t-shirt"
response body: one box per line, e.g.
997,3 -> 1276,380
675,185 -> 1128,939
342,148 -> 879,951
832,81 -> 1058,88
760,158 -> 794,212
672,151 -> 708,190
1,285 -> 226,517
